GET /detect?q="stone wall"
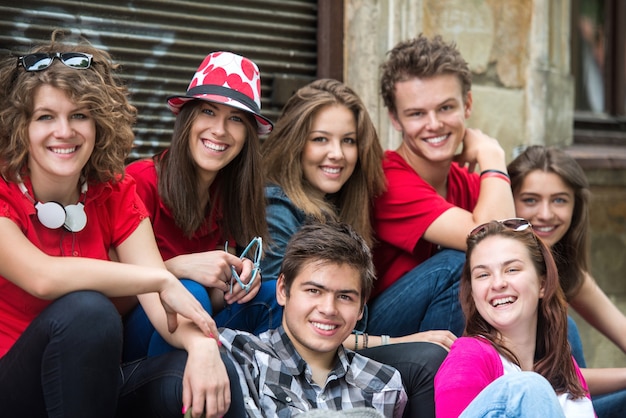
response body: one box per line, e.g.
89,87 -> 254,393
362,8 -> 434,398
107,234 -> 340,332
570,168 -> 626,368
344,0 -> 573,159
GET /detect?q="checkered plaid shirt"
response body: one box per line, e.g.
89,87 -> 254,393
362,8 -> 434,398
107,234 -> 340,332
219,326 -> 407,417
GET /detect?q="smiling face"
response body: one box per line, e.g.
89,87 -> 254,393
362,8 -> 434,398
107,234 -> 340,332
277,260 -> 364,368
300,104 -> 358,195
188,101 -> 248,185
27,85 -> 96,187
514,170 -> 575,248
389,74 -> 471,165
469,235 -> 545,339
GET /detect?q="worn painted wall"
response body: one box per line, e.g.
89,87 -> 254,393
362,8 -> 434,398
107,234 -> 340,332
571,170 -> 626,368
344,0 -> 573,160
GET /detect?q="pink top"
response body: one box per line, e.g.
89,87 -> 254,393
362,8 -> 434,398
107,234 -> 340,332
434,337 -> 595,418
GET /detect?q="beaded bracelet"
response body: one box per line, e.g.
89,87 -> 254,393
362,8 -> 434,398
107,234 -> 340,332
354,332 -> 359,350
363,333 -> 369,349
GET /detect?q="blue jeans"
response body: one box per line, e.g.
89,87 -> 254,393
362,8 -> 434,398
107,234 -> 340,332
459,372 -> 566,417
592,389 -> 626,418
365,249 -> 465,337
0,291 -> 123,418
567,315 -> 587,367
123,279 -> 282,360
568,316 -> 626,417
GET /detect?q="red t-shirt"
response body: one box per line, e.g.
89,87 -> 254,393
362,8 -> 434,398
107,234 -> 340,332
372,150 -> 480,297
0,175 -> 148,357
125,159 -> 225,261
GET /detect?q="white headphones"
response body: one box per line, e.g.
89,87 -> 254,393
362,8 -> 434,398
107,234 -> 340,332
18,178 -> 88,232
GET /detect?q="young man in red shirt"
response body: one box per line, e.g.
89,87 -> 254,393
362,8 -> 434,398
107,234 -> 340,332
367,35 -> 515,343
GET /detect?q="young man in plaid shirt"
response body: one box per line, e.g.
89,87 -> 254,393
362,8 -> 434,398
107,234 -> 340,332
219,221 -> 407,417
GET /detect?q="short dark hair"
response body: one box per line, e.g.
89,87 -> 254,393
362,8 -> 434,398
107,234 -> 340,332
380,34 -> 472,115
279,221 -> 375,306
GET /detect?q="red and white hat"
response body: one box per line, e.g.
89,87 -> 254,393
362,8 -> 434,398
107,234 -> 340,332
167,51 -> 273,135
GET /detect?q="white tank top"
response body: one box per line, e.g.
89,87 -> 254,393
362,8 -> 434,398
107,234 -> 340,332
499,355 -> 595,418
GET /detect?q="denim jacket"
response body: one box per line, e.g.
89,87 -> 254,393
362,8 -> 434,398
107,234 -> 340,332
261,184 -> 307,282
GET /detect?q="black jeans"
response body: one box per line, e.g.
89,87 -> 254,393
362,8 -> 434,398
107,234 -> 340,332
0,290 -> 246,418
117,349 -> 246,418
0,291 -> 123,417
359,342 -> 447,418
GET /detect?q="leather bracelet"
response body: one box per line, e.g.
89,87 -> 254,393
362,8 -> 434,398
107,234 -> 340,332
480,169 -> 511,184
480,169 -> 509,177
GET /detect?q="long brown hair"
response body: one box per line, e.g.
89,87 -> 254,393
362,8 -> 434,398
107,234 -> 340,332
156,100 -> 268,243
461,221 -> 586,398
262,78 -> 385,247
0,29 -> 136,183
508,145 -> 590,300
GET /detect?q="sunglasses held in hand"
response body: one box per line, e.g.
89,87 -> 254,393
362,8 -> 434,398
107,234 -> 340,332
224,237 -> 262,294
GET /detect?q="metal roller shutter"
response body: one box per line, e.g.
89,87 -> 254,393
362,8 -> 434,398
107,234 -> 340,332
0,0 -> 318,159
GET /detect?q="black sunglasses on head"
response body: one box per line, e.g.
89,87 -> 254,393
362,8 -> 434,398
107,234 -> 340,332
18,52 -> 93,72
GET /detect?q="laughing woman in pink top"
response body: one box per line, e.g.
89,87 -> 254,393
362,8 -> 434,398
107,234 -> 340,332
435,219 -> 595,417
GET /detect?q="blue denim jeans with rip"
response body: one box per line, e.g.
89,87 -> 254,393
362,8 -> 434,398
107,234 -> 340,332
459,372 -> 566,417
365,249 -> 465,337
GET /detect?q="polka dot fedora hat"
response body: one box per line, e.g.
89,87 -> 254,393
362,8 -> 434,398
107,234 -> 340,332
167,51 -> 274,135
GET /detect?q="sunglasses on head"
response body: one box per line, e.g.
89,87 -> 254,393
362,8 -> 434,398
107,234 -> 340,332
18,52 -> 93,72
469,218 -> 532,237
